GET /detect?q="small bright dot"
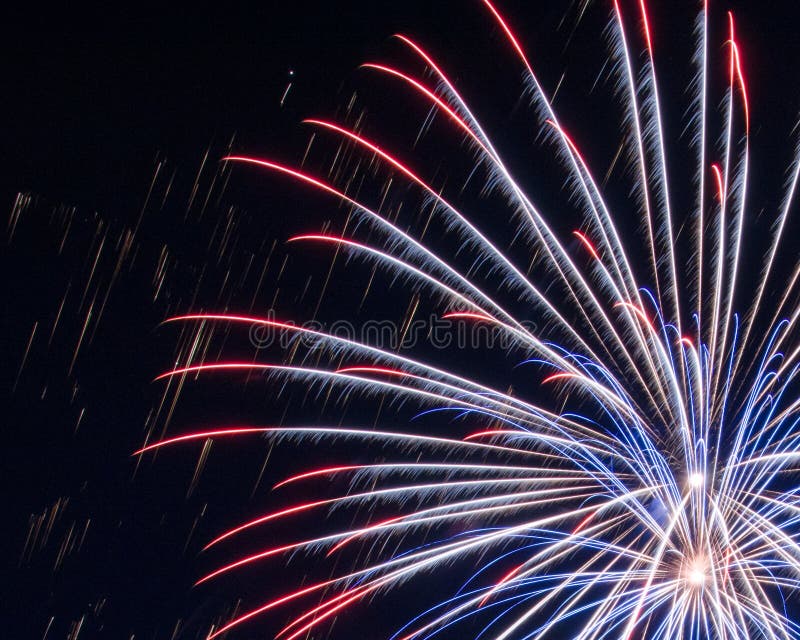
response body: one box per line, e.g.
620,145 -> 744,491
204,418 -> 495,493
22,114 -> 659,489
689,472 -> 704,488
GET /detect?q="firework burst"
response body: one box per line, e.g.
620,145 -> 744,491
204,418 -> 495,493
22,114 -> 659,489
140,1 -> 800,638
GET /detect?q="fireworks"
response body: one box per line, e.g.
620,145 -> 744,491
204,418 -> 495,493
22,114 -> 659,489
141,1 -> 800,638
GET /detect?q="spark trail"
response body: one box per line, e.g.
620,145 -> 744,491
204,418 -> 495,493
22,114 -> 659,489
141,2 -> 800,638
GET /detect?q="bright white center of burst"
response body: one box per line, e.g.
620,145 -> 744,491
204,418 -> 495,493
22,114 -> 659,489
689,568 -> 706,586
687,559 -> 707,587
689,472 -> 704,488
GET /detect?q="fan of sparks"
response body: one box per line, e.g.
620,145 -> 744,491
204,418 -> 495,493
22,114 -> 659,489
139,1 -> 800,638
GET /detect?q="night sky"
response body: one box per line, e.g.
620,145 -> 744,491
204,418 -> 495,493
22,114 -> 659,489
4,1 -> 800,638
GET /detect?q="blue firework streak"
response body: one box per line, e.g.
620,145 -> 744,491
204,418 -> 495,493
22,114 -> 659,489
140,1 -> 800,638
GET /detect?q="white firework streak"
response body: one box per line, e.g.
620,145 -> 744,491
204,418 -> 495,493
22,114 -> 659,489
140,1 -> 800,638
